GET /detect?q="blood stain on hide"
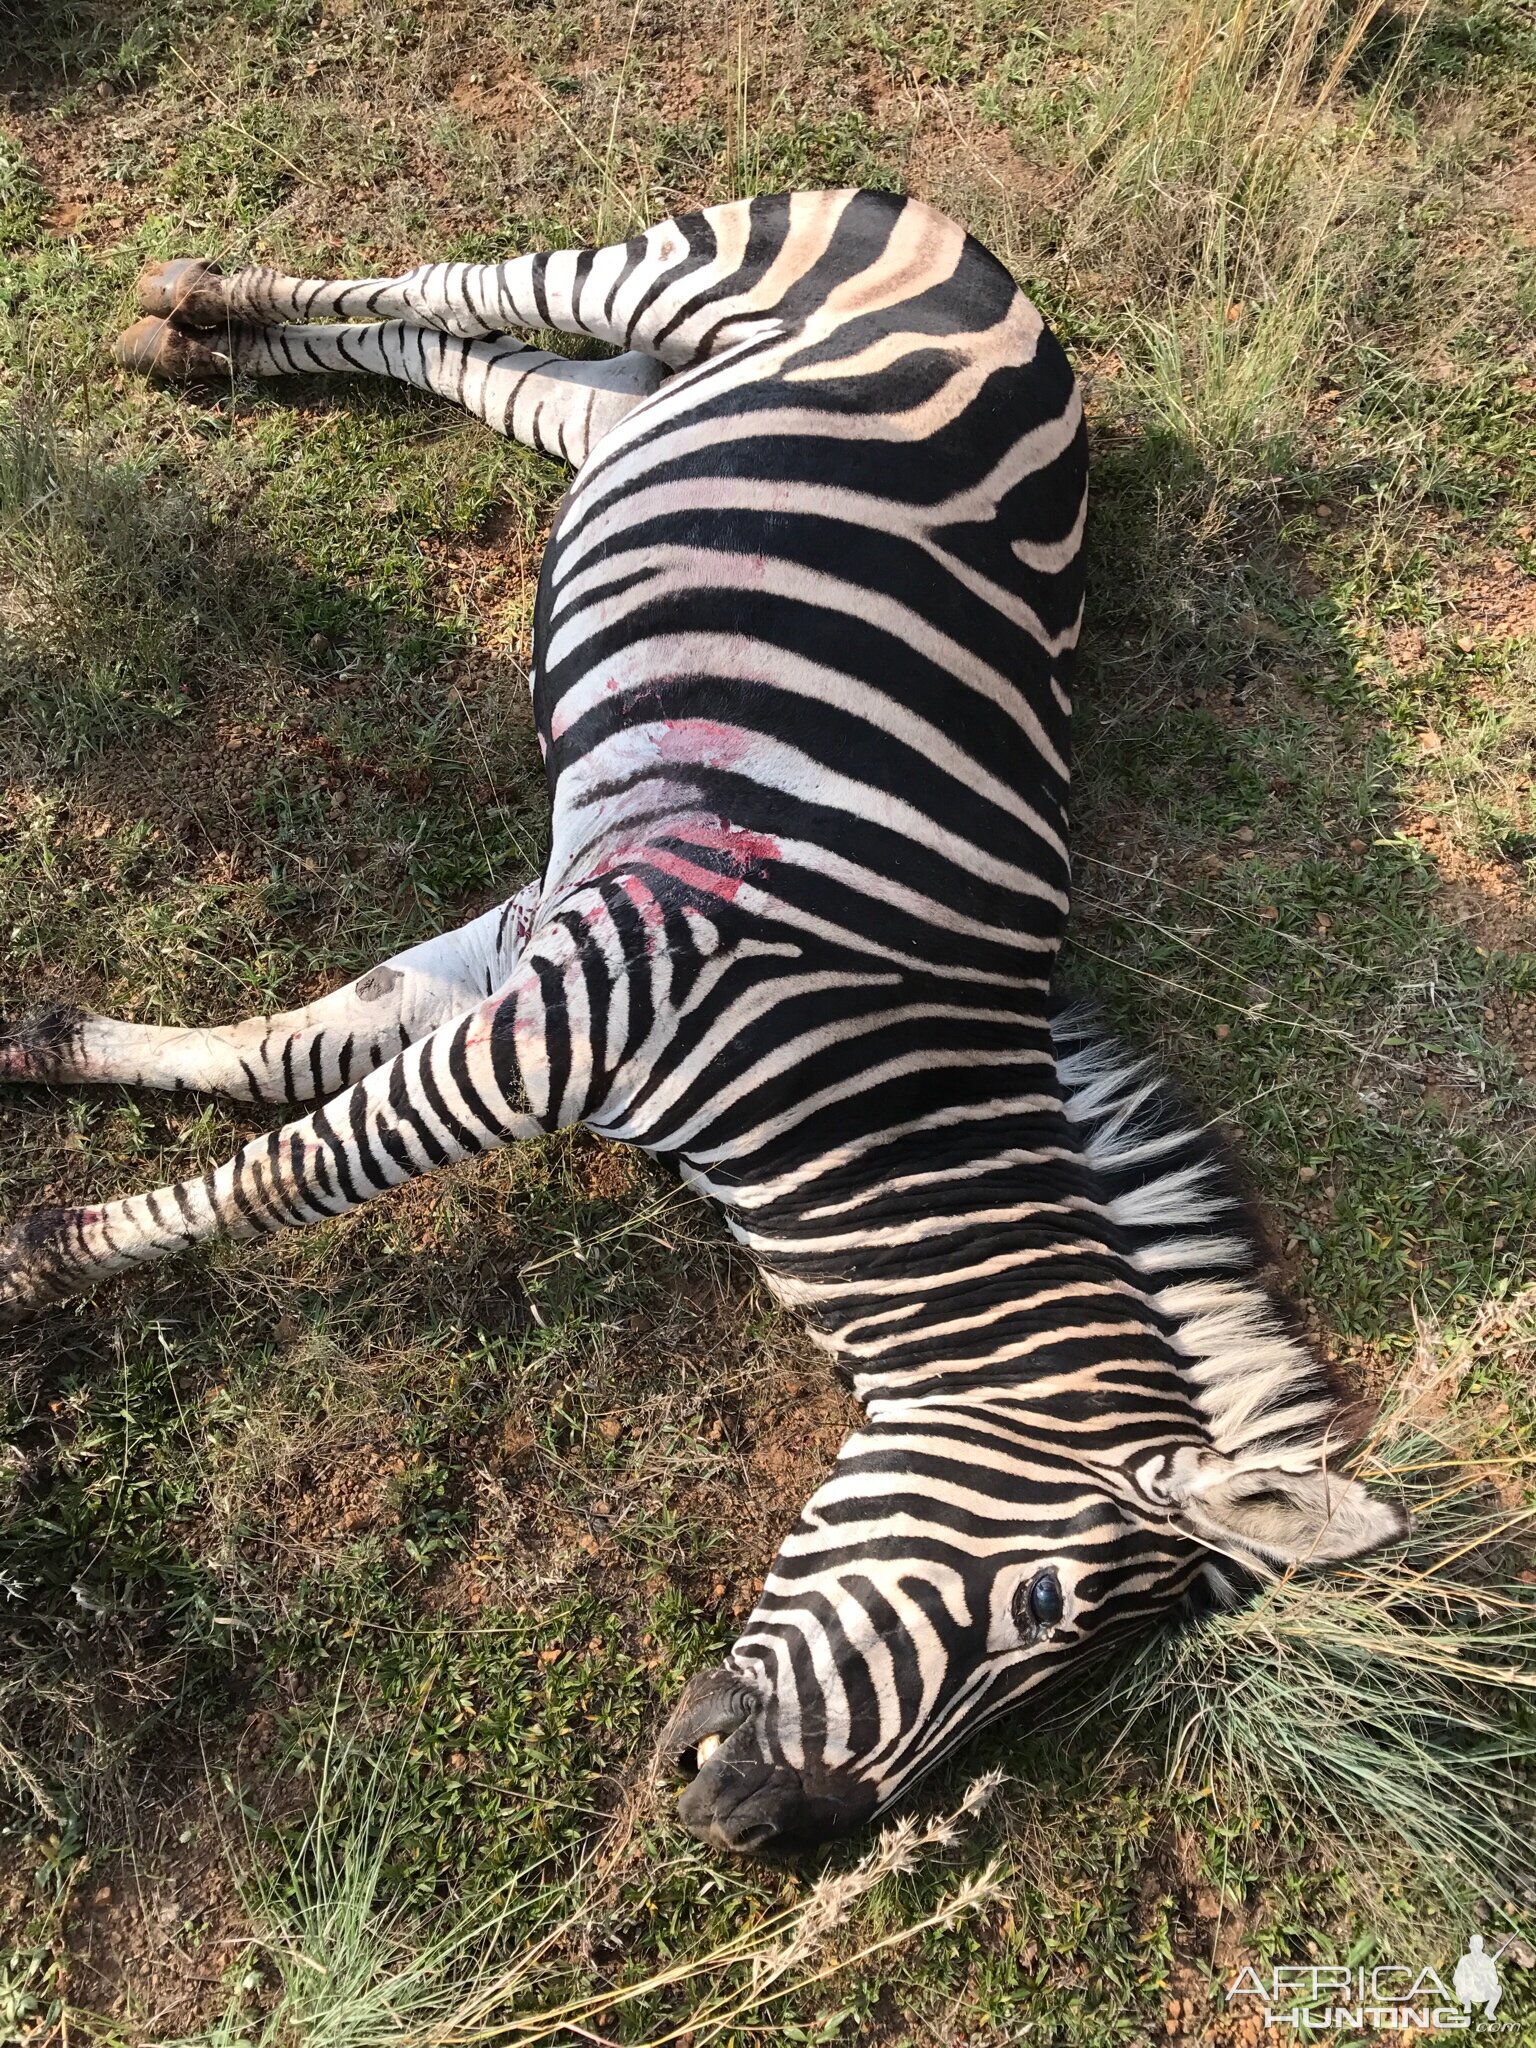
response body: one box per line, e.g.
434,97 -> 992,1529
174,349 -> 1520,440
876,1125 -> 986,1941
639,845 -> 764,903
675,819 -> 781,869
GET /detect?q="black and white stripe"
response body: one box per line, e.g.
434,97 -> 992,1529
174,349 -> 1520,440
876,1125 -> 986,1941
4,188 -> 1408,1850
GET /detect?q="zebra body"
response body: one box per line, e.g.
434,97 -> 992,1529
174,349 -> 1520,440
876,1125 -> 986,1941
2,189 -> 1406,1851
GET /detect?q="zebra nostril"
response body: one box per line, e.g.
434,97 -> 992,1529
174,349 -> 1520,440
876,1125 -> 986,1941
659,1664 -> 759,1782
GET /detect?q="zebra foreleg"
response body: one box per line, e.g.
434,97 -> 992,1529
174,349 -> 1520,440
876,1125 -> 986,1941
0,886 -> 539,1105
113,316 -> 666,468
0,966 -> 556,1319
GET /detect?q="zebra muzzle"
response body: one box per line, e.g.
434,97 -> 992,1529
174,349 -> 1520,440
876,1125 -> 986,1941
661,1665 -> 878,1855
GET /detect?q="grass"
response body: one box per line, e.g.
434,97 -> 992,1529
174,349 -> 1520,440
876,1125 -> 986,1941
1060,0 -> 1397,472
178,1734 -> 1006,2048
1085,1296 -> 1536,1906
1,0 -> 1535,2039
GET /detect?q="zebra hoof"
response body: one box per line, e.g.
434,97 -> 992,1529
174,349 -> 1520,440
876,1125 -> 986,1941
113,316 -> 232,383
135,256 -> 225,323
0,1005 -> 84,1083
0,1209 -> 75,1323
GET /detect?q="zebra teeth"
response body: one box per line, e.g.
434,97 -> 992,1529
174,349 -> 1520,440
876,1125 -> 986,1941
695,1732 -> 723,1768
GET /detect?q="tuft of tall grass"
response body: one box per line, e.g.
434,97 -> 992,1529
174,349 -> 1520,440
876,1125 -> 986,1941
0,141 -> 48,254
1082,1291 -> 1536,1910
178,1727 -> 1004,2048
1065,0 -> 1431,476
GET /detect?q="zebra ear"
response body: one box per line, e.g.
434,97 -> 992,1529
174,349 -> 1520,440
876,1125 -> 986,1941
1150,1448 -> 1411,1566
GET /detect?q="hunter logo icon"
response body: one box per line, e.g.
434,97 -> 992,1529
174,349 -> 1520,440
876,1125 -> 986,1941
1453,1935 -> 1501,2019
1226,1931 -> 1528,2032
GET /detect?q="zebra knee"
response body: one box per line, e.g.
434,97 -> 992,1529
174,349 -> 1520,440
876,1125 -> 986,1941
113,316 -> 234,383
135,257 -> 227,325
0,1005 -> 85,1084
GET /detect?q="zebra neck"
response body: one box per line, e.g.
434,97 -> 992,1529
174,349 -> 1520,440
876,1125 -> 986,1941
714,1091 -> 1343,1466
716,1121 -> 1195,1410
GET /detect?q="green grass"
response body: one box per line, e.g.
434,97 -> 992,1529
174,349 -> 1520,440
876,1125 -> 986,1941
3,0 -> 1536,2040
1083,1342 -> 1536,1899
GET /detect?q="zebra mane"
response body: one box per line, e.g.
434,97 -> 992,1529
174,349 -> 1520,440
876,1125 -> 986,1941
1051,1005 -> 1350,1467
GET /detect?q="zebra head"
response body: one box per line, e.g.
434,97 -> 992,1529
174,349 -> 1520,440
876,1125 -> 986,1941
666,1413 -> 1407,1852
661,1022 -> 1415,1853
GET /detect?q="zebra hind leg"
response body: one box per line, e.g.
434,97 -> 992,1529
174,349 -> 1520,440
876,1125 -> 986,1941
112,312 -> 667,467
114,198 -> 796,367
0,886 -> 539,1105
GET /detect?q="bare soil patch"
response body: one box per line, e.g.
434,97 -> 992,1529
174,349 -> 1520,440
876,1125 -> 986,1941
62,1785 -> 250,2041
1426,839 -> 1535,956
1447,552 -> 1536,644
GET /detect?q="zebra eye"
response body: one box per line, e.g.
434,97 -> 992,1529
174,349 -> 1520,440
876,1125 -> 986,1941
1015,1569 -> 1064,1636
